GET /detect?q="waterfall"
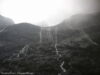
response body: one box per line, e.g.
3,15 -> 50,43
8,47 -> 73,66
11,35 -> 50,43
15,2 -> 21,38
54,27 -> 66,74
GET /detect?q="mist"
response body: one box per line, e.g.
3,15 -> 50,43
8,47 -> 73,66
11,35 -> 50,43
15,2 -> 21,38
0,0 -> 99,26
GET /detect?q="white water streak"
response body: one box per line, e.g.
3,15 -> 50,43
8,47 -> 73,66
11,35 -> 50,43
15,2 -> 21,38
60,61 -> 66,72
55,27 -> 66,73
55,27 -> 61,57
17,44 -> 29,58
0,26 -> 8,33
39,27 -> 43,44
55,44 -> 59,56
47,27 -> 53,42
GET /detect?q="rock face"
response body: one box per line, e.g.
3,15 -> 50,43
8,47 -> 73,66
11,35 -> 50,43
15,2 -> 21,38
0,13 -> 100,75
0,15 -> 14,30
0,23 -> 41,60
0,15 -> 14,25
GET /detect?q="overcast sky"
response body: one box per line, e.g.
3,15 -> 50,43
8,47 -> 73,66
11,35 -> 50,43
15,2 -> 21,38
0,0 -> 99,26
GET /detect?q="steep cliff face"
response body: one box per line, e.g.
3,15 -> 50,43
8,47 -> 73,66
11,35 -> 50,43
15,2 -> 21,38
0,23 -> 41,60
0,15 -> 14,30
0,15 -> 14,25
0,13 -> 100,75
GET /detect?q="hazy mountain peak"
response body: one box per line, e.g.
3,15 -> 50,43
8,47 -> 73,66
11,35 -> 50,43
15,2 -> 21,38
0,15 -> 14,26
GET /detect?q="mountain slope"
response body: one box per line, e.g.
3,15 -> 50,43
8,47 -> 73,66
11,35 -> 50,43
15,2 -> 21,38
0,15 -> 14,30
0,23 -> 40,60
0,13 -> 100,75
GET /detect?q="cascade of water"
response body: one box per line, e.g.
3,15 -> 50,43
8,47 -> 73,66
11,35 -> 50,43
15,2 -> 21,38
0,26 -> 8,32
55,27 -> 61,56
54,27 -> 66,74
60,61 -> 66,72
39,23 -> 67,74
17,44 -> 29,58
47,27 -> 53,43
39,26 -> 43,44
